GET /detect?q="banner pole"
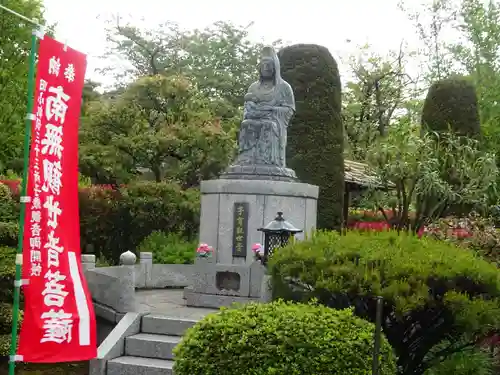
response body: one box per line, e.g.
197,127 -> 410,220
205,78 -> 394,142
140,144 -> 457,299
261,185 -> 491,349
0,4 -> 44,28
8,28 -> 40,375
371,296 -> 384,375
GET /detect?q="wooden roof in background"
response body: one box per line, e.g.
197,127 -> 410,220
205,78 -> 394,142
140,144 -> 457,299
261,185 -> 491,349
344,159 -> 388,189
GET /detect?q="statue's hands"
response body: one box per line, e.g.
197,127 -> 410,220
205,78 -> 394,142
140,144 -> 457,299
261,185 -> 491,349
257,105 -> 274,111
243,102 -> 254,116
247,111 -> 264,119
244,102 -> 275,120
245,101 -> 257,109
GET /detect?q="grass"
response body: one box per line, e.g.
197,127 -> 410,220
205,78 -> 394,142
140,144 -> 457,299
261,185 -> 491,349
0,362 -> 88,375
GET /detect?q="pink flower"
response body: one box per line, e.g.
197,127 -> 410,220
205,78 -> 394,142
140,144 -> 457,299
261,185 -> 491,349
196,243 -> 213,257
252,243 -> 264,255
252,243 -> 265,263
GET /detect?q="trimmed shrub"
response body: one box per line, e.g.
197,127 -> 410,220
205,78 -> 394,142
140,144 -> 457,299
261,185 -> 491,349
0,183 -> 18,248
270,230 -> 500,375
0,246 -> 15,303
137,231 -> 196,264
79,181 -> 200,263
0,246 -> 20,360
79,185 -> 123,260
0,303 -> 23,359
0,183 -> 17,222
279,44 -> 344,230
0,222 -> 17,248
121,182 -> 199,242
173,300 -> 396,375
421,77 -> 481,136
425,345 -> 495,375
1,180 -> 200,262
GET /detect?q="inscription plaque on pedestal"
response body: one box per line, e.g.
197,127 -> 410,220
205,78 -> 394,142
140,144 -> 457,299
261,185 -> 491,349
232,202 -> 249,257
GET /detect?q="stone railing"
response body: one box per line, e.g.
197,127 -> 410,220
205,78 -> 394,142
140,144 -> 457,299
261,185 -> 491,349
82,251 -> 195,323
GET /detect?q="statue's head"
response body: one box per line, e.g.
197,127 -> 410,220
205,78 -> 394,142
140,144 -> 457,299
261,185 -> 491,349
260,56 -> 275,80
259,46 -> 278,82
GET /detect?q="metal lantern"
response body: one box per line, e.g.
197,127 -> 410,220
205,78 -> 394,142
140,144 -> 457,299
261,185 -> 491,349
257,212 -> 303,265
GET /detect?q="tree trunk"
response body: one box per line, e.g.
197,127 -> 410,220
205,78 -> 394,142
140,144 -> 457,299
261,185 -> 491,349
151,165 -> 162,182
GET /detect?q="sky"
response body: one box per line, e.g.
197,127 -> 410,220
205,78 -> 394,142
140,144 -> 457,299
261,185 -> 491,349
41,0 -> 424,87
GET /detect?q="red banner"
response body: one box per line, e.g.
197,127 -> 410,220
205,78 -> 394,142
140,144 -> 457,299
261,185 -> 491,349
18,36 -> 97,362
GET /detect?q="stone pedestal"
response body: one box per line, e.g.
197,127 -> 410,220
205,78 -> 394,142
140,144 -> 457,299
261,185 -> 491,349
184,178 -> 319,308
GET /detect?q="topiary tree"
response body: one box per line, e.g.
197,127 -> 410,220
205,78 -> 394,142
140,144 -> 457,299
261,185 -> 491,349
421,77 -> 482,217
421,77 -> 481,137
279,44 -> 344,230
173,300 -> 396,375
270,230 -> 500,375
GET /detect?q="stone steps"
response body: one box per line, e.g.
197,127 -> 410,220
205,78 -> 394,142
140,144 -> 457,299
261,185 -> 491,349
141,314 -> 198,336
107,356 -> 174,375
106,315 -> 201,375
126,333 -> 181,360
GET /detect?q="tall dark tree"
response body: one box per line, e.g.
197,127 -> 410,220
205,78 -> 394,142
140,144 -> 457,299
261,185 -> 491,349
279,44 -> 344,230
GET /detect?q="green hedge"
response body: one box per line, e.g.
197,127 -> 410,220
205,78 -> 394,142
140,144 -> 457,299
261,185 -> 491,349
0,183 -> 18,248
0,303 -> 22,359
173,300 -> 396,375
0,246 -> 15,302
137,231 -> 196,264
0,222 -> 17,248
269,230 -> 500,375
80,181 -> 200,263
1,181 -> 200,264
0,184 -> 17,222
0,246 -> 20,359
425,345 -> 495,375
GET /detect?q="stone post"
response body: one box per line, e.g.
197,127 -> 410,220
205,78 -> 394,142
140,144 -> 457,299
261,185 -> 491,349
81,254 -> 96,272
249,260 -> 266,298
120,250 -> 137,266
120,250 -> 137,290
259,274 -> 272,303
192,255 -> 216,294
139,252 -> 153,288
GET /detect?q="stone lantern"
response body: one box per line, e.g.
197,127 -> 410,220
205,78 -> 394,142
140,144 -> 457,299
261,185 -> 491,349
257,212 -> 302,265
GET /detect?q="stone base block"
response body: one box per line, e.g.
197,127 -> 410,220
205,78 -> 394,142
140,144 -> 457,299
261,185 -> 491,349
220,164 -> 297,181
192,257 -> 251,297
199,178 -> 319,265
184,286 -> 260,308
192,178 -> 319,309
